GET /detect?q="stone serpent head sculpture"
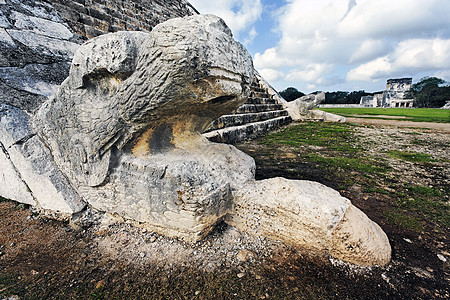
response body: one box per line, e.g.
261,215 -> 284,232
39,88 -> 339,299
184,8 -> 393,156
33,14 -> 391,266
34,14 -> 253,187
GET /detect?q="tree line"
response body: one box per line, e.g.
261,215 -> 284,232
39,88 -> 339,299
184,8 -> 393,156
279,77 -> 450,108
279,88 -> 370,105
410,77 -> 450,108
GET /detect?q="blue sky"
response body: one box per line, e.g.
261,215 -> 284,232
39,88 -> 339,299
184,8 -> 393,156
188,0 -> 450,93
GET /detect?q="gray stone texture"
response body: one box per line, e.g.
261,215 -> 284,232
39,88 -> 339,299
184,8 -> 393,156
282,92 -> 346,122
0,144 -> 36,205
47,0 -> 198,38
0,0 -> 197,113
203,75 -> 292,143
0,103 -> 86,213
34,15 -> 255,241
228,178 -> 391,266
0,1 -> 391,266
10,10 -> 73,39
0,62 -> 70,97
284,92 -> 324,120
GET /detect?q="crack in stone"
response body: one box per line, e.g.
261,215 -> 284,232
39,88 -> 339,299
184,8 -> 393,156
0,140 -> 37,203
10,133 -> 35,147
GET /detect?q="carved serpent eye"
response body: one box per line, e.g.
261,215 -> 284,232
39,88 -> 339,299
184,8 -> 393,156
74,144 -> 88,164
68,135 -> 111,186
69,135 -> 88,178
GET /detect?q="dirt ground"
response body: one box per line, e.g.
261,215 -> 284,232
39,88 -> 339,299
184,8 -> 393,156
346,117 -> 450,132
0,120 -> 449,299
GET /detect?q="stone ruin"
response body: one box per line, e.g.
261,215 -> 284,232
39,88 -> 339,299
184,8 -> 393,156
204,72 -> 292,144
0,13 -> 391,267
284,92 -> 346,122
360,78 -> 414,108
0,0 -> 292,145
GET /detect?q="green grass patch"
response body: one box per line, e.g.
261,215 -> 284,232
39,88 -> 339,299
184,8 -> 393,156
385,210 -> 424,231
406,185 -> 443,197
254,122 -> 392,190
305,153 -> 388,175
410,138 -> 427,146
319,108 -> 450,123
261,122 -> 360,153
362,186 -> 394,195
387,150 -> 437,163
0,196 -> 8,203
386,185 -> 449,231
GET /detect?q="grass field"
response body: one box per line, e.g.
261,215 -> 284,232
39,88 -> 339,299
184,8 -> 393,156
319,107 -> 450,123
241,122 -> 449,233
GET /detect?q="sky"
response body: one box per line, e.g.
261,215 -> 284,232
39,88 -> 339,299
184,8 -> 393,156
188,0 -> 450,94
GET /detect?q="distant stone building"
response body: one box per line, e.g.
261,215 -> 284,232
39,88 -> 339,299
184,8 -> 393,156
360,92 -> 384,108
360,78 -> 414,108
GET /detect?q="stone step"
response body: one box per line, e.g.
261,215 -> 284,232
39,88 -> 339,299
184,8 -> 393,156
251,86 -> 266,94
246,97 -> 278,105
235,104 -> 284,113
250,91 -> 270,98
203,116 -> 292,144
206,110 -> 289,132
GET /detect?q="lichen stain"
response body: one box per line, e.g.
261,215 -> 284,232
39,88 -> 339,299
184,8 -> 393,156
132,127 -> 154,157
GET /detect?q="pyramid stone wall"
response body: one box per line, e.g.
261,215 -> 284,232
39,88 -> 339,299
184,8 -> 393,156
204,75 -> 291,143
0,0 -> 197,113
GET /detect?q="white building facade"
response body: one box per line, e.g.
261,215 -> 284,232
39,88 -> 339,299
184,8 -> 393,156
360,78 -> 414,108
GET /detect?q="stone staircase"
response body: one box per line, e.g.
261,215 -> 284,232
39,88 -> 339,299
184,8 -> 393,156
203,77 -> 292,143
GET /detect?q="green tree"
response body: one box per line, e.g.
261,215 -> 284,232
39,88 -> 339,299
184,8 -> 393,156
324,91 -> 368,104
279,87 -> 305,102
347,90 -> 369,104
324,91 -> 348,104
411,77 -> 450,108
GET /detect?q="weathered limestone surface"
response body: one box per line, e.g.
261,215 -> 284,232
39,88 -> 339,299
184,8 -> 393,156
0,7 -> 390,266
228,178 -> 350,251
331,205 -> 392,266
34,15 -> 255,240
84,142 -> 255,240
0,0 -> 83,112
203,72 -> 292,144
284,92 -> 323,120
284,92 -> 346,122
304,110 -> 347,122
0,0 -> 197,113
227,178 -> 391,266
0,142 -> 36,206
0,103 -> 85,213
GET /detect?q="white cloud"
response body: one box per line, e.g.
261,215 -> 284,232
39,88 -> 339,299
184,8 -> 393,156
188,0 -> 262,37
347,39 -> 450,81
286,63 -> 333,83
347,57 -> 391,81
393,39 -> 450,71
336,0 -> 450,39
258,68 -> 284,82
253,0 -> 450,92
349,39 -> 392,64
254,47 -> 299,69
243,27 -> 257,44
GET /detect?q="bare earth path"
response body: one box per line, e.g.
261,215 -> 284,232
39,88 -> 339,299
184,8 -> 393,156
346,117 -> 450,132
